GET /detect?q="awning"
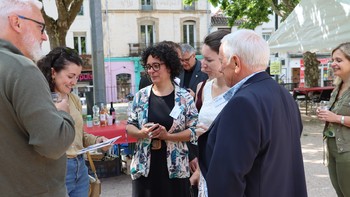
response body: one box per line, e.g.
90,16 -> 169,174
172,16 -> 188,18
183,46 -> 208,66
268,0 -> 350,53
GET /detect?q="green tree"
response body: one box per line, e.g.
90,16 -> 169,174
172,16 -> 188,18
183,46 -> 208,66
184,0 -> 299,29
186,0 -> 322,87
39,0 -> 84,49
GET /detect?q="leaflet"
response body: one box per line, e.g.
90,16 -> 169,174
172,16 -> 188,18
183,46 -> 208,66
77,136 -> 121,155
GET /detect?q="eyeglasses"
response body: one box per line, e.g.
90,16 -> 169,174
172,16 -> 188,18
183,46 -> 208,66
17,15 -> 46,34
181,54 -> 194,63
144,62 -> 164,72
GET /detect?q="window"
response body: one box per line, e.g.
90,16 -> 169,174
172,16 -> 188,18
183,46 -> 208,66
183,2 -> 195,10
137,17 -> 158,54
183,21 -> 196,48
141,0 -> 153,10
74,33 -> 86,55
78,4 -> 84,15
116,74 -> 131,101
140,25 -> 154,47
262,33 -> 271,41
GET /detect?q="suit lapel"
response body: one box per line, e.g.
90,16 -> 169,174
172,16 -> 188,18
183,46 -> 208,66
178,69 -> 184,87
189,60 -> 201,89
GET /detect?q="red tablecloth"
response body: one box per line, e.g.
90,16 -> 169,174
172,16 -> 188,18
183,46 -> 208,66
293,86 -> 334,95
84,120 -> 137,144
293,86 -> 334,115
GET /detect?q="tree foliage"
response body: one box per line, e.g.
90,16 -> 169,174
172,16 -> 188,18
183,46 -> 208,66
185,0 -> 322,87
39,0 -> 84,49
184,0 -> 299,29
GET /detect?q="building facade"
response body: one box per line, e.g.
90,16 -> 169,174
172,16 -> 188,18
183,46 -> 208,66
42,0 -> 211,103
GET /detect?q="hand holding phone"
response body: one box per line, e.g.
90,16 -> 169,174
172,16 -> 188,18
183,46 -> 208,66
144,123 -> 160,138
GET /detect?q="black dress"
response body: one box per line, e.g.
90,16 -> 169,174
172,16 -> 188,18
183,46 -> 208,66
132,89 -> 190,197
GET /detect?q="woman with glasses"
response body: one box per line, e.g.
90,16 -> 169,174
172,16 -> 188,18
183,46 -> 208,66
138,41 -> 183,90
37,47 -> 109,197
126,43 -> 198,197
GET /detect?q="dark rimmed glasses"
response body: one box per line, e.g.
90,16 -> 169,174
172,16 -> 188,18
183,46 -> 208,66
17,15 -> 46,34
144,62 -> 164,72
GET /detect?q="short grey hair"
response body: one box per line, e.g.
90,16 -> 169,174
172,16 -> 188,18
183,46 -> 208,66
221,29 -> 270,71
0,0 -> 42,27
181,44 -> 196,55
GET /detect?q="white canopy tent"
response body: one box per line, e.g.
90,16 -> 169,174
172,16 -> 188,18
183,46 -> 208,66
268,0 -> 350,53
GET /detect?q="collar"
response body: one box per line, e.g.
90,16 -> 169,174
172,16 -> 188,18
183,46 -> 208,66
223,71 -> 265,101
0,39 -> 23,56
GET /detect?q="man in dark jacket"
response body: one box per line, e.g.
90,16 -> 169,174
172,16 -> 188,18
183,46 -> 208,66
179,44 -> 208,179
179,44 -> 208,97
198,29 -> 307,197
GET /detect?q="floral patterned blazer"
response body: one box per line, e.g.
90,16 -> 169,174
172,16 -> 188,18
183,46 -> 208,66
127,84 -> 198,180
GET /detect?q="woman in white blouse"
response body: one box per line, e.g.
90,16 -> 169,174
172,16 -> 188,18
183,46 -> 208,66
190,30 -> 231,197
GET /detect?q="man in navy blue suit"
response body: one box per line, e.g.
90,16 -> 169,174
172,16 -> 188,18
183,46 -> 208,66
198,29 -> 307,197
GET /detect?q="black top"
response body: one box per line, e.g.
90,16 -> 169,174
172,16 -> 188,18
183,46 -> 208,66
148,89 -> 174,130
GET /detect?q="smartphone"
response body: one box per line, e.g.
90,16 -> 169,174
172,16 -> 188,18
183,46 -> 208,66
144,123 -> 159,130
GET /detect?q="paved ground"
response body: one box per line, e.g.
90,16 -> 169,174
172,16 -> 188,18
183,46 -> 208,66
301,114 -> 336,197
99,112 -> 337,197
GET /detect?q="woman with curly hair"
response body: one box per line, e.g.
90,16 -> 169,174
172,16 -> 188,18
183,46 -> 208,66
126,42 -> 198,197
37,47 -> 109,197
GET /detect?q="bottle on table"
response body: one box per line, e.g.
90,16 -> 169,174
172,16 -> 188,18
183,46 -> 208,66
92,105 -> 100,126
100,103 -> 107,126
86,115 -> 93,127
81,97 -> 87,122
110,102 -> 116,124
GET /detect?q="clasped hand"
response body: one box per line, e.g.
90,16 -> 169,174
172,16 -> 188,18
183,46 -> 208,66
142,123 -> 168,140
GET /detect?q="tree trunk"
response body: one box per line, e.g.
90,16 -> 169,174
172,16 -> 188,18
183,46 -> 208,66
39,0 -> 84,49
46,22 -> 68,49
303,51 -> 320,87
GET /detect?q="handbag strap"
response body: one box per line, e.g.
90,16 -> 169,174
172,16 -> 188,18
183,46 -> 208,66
87,152 -> 99,179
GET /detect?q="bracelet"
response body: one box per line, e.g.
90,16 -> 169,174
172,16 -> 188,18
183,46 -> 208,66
341,116 -> 345,125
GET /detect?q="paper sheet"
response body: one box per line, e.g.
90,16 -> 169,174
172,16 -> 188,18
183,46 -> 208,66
77,136 -> 121,155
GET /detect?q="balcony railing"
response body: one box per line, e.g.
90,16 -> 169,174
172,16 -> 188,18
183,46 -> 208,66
183,4 -> 195,11
128,43 -> 154,57
141,5 -> 153,10
128,42 -> 203,57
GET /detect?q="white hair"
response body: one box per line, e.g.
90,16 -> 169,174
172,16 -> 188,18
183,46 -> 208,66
0,0 -> 42,28
221,29 -> 270,71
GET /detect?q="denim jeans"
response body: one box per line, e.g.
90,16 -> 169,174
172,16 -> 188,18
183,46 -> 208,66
66,155 -> 89,197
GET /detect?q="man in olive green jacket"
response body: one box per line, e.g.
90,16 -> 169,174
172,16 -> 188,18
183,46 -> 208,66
0,0 -> 75,196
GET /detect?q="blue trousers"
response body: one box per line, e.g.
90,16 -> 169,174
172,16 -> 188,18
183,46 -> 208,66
66,155 -> 89,197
